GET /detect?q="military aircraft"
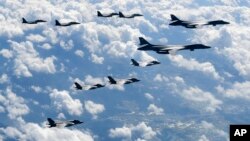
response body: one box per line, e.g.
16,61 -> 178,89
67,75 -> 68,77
22,18 -> 46,24
47,118 -> 83,128
97,11 -> 118,17
55,20 -> 80,26
169,14 -> 230,28
74,82 -> 105,90
107,76 -> 140,85
137,37 -> 211,55
131,59 -> 160,67
118,12 -> 143,18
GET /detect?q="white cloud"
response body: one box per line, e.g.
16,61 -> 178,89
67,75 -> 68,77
30,85 -> 42,93
168,55 -> 223,81
0,88 -> 29,119
26,34 -> 46,43
75,50 -> 84,58
144,93 -> 154,101
147,104 -> 164,115
198,135 -> 210,141
0,74 -> 8,84
85,100 -> 105,119
90,54 -> 104,64
9,40 -> 57,77
49,89 -> 83,116
0,122 -> 94,141
60,40 -> 74,50
216,81 -> 250,100
157,75 -> 222,113
109,122 -> 157,141
0,49 -> 13,59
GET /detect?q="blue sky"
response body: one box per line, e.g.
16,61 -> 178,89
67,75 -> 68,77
0,0 -> 250,141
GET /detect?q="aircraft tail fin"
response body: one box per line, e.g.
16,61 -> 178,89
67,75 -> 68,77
74,82 -> 82,90
170,14 -> 180,21
97,11 -> 103,17
55,20 -> 61,26
107,76 -> 116,84
22,18 -> 28,23
47,118 -> 56,127
139,37 -> 151,45
131,59 -> 140,66
119,12 -> 125,17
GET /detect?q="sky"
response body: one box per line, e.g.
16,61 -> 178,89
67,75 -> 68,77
0,0 -> 250,141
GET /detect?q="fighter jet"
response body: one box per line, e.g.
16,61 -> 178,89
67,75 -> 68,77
137,37 -> 211,55
169,14 -> 230,28
74,82 -> 105,90
47,118 -> 83,128
22,18 -> 46,24
55,20 -> 80,26
131,59 -> 160,67
118,12 -> 143,18
107,76 -> 140,85
97,11 -> 118,17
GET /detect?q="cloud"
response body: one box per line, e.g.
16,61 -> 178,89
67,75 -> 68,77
168,55 -> 223,81
144,93 -> 154,101
9,40 -> 57,77
49,89 -> 83,116
0,88 -> 29,119
155,75 -> 222,113
0,121 -> 94,141
90,54 -> 104,64
75,50 -> 84,58
84,100 -> 105,119
109,122 -> 157,141
216,81 -> 250,100
0,74 -> 8,84
0,49 -> 13,59
147,104 -> 164,115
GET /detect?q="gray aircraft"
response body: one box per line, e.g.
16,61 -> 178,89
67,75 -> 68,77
22,18 -> 46,24
118,12 -> 143,18
131,59 -> 160,67
137,37 -> 211,55
55,20 -> 80,26
107,76 -> 140,85
169,14 -> 229,28
74,82 -> 105,90
47,118 -> 83,128
97,11 -> 118,17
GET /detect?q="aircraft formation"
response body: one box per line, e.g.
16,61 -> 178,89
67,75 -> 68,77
21,11 -> 229,128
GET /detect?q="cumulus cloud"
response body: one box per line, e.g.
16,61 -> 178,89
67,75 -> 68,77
0,122 -> 94,141
0,88 -> 29,119
109,122 -> 157,141
0,74 -> 8,84
49,89 -> 83,116
9,40 -> 57,77
155,75 -> 222,113
85,100 -> 105,119
90,54 -> 104,64
147,104 -> 164,115
216,81 -> 250,100
0,49 -> 13,59
168,55 -> 223,81
144,93 -> 154,101
75,50 -> 84,58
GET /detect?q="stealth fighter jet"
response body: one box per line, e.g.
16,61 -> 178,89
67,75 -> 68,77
97,11 -> 118,17
131,59 -> 160,67
74,82 -> 105,90
55,20 -> 80,26
47,118 -> 83,128
118,12 -> 143,18
107,76 -> 140,85
169,14 -> 229,28
137,37 -> 211,54
22,18 -> 46,24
